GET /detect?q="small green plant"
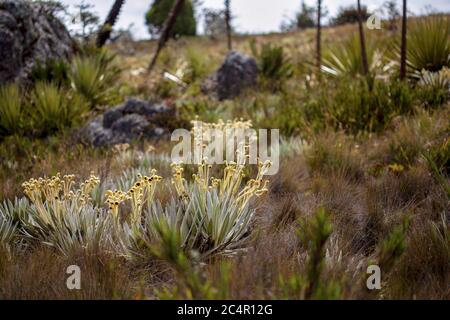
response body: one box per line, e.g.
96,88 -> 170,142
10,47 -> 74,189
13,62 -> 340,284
280,208 -> 341,299
0,84 -> 23,136
182,46 -> 214,84
151,218 -> 223,300
298,208 -> 335,299
69,48 -> 120,107
31,82 -> 88,134
251,41 -> 294,89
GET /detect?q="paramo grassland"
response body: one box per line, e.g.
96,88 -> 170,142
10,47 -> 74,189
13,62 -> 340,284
0,4 -> 449,299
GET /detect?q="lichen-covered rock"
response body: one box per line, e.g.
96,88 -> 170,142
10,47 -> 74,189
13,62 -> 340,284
202,51 -> 258,100
0,0 -> 75,85
84,98 -> 173,147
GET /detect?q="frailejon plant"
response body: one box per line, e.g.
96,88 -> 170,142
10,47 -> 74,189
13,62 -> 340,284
122,119 -> 271,260
0,208 -> 16,251
171,159 -> 270,256
416,67 -> 449,108
122,158 -> 271,260
20,173 -> 113,256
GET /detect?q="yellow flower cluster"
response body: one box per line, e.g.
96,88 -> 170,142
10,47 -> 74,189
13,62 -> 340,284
191,118 -> 255,163
22,173 -> 99,205
171,158 -> 271,209
105,190 -> 127,219
236,160 -> 271,208
127,170 -> 162,223
105,169 -> 162,224
22,173 -> 100,225
169,119 -> 270,206
171,163 -> 188,200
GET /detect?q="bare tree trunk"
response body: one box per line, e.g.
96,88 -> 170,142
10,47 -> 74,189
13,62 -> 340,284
225,0 -> 232,51
400,0 -> 407,80
96,0 -> 126,48
316,0 -> 321,73
148,0 -> 185,73
357,0 -> 369,75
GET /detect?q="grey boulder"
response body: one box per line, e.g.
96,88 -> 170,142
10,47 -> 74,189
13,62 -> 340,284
202,51 -> 258,100
0,0 -> 75,85
84,98 -> 173,147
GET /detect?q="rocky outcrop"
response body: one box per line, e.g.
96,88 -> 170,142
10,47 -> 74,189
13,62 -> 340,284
0,0 -> 75,85
84,98 -> 173,147
202,51 -> 258,100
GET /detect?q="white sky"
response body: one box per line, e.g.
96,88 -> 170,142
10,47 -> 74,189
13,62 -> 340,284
60,0 -> 450,39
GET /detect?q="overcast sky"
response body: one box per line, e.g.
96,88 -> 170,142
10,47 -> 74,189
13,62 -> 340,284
60,0 -> 450,39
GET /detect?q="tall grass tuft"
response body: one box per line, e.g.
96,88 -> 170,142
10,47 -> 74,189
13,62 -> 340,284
69,48 -> 120,107
31,82 -> 88,134
406,16 -> 450,73
322,34 -> 384,77
0,84 -> 23,136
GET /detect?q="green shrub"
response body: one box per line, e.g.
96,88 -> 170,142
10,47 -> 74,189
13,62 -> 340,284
31,82 -> 88,134
255,94 -> 305,136
0,84 -> 23,136
251,41 -> 294,89
182,46 -> 214,84
326,78 -> 413,134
